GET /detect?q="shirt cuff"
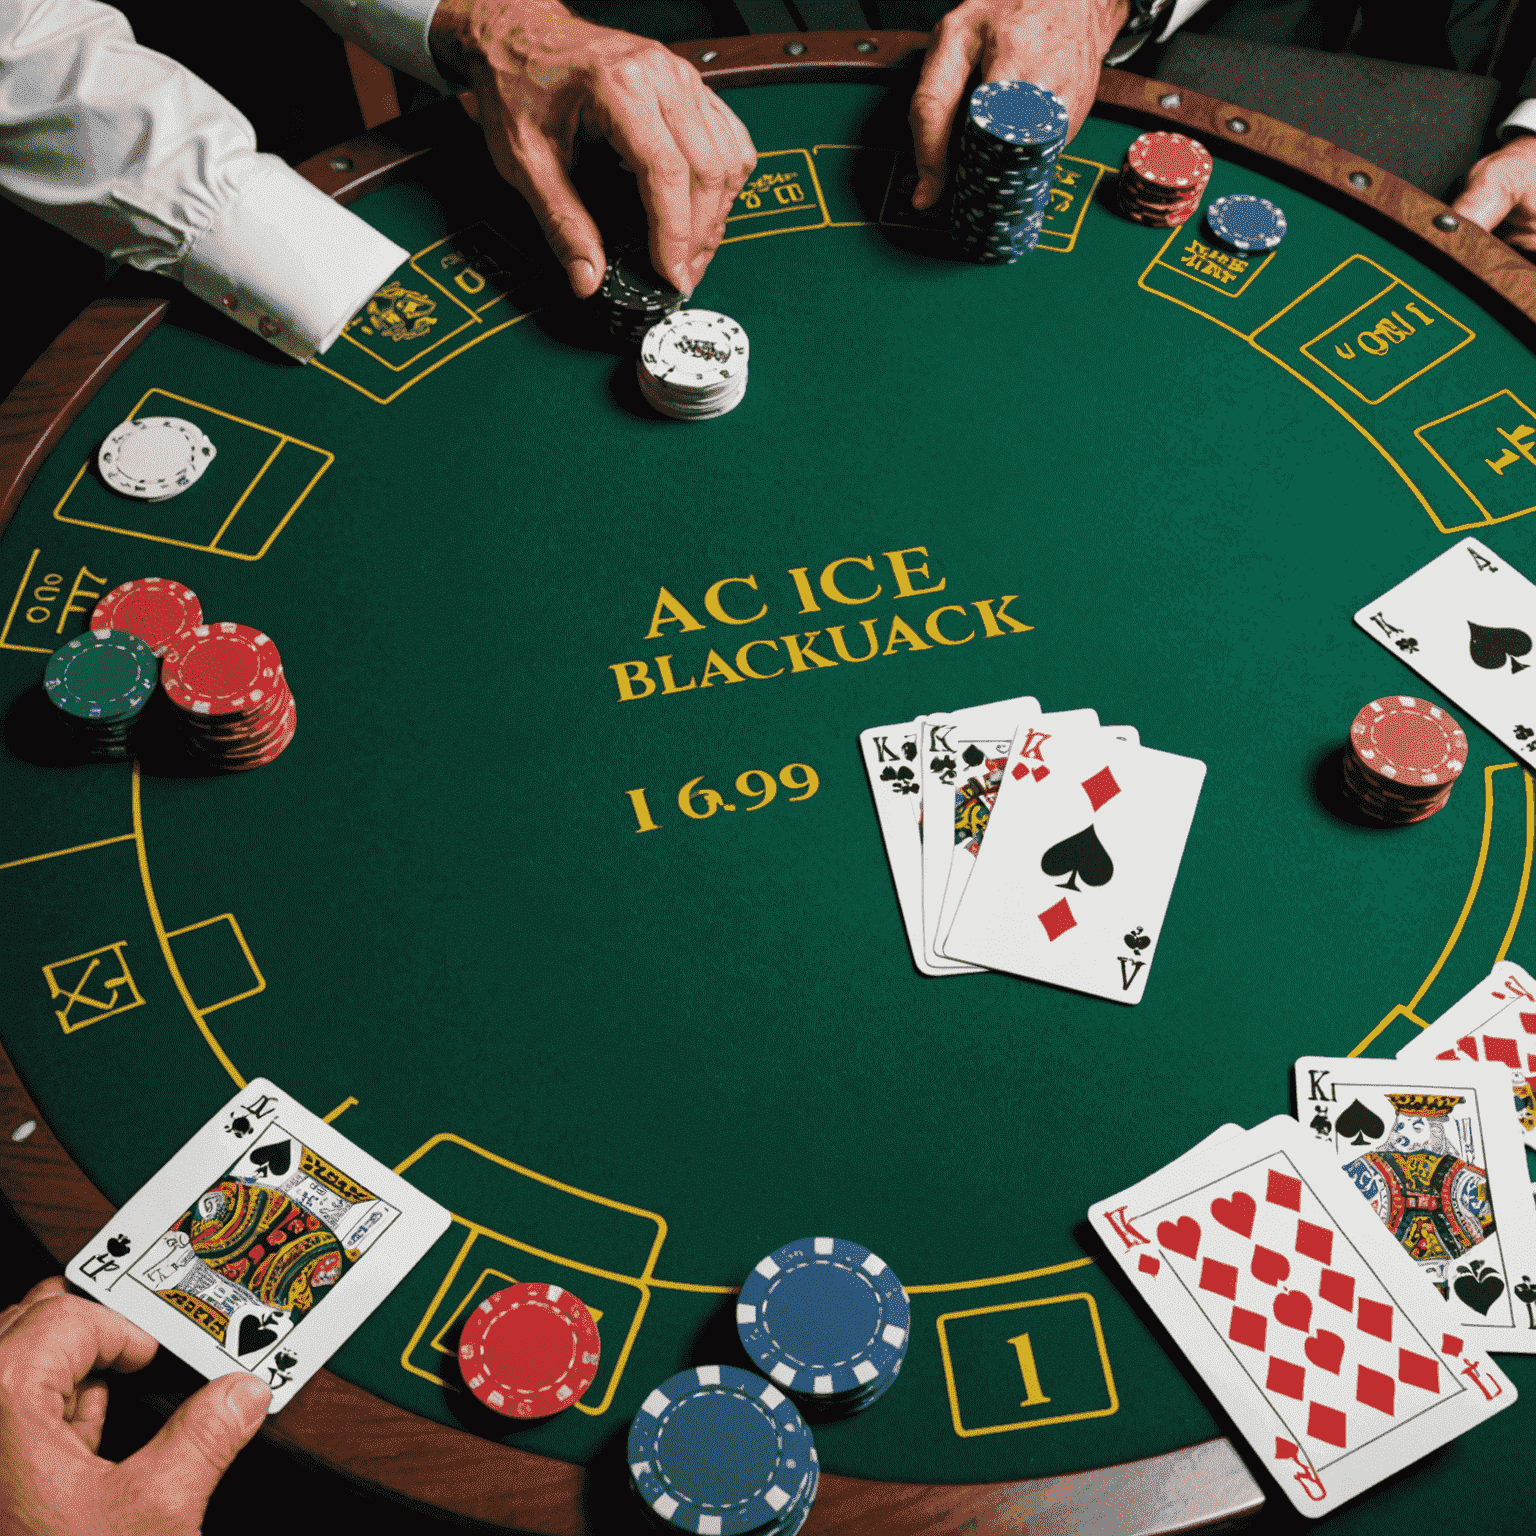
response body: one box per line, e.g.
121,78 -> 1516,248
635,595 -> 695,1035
177,157 -> 408,361
1156,0 -> 1218,43
1499,99 -> 1536,140
299,0 -> 449,92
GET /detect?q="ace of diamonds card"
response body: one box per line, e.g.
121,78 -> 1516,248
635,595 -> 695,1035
66,1079 -> 451,1411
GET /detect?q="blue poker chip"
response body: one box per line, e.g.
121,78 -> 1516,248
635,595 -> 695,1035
1205,193 -> 1287,251
627,1364 -> 816,1536
736,1237 -> 910,1398
967,80 -> 1069,146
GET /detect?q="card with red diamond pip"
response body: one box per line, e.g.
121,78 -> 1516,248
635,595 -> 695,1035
1089,1114 -> 1517,1517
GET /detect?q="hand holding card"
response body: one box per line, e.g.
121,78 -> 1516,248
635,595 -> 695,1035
66,1079 -> 451,1412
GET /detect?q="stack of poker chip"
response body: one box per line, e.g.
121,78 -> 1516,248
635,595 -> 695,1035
97,416 -> 216,501
1206,194 -> 1287,252
458,1282 -> 601,1419
1341,696 -> 1466,825
595,245 -> 684,347
949,80 -> 1069,264
736,1236 -> 910,1419
627,1364 -> 819,1536
88,577 -> 203,657
42,630 -> 158,759
160,622 -> 297,772
637,309 -> 749,421
1116,132 -> 1212,227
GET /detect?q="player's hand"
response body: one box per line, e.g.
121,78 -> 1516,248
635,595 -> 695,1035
430,0 -> 757,300
910,0 -> 1130,210
0,1275 -> 270,1536
1451,134 -> 1536,255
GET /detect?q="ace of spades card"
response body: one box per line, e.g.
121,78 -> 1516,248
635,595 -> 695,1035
1397,961 -> 1536,1154
944,732 -> 1206,1003
1295,1056 -> 1536,1352
66,1079 -> 450,1410
1089,1115 -> 1518,1518
1354,537 -> 1536,768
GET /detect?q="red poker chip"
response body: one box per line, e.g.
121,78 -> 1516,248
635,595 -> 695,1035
1125,131 -> 1212,188
1349,696 -> 1466,789
161,623 -> 283,717
458,1283 -> 601,1419
89,578 -> 202,656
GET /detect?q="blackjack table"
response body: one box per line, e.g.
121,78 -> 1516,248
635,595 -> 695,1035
4,29 -> 1536,1536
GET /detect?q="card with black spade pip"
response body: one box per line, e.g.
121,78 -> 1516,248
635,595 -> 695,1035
1293,1056 -> 1536,1354
66,1079 -> 451,1411
1354,537 -> 1536,769
944,732 -> 1205,1003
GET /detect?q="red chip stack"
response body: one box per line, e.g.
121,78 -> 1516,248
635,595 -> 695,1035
1117,132 -> 1213,227
1342,696 -> 1466,825
160,622 -> 297,772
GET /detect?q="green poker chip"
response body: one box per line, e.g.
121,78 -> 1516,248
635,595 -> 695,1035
43,629 -> 158,723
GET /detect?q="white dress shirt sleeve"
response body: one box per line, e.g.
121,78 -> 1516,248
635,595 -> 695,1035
299,0 -> 449,91
0,0 -> 408,360
1156,0 -> 1219,44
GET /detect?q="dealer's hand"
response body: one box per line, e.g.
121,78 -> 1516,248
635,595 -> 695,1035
430,0 -> 757,300
1451,134 -> 1536,254
910,0 -> 1130,210
0,1275 -> 270,1536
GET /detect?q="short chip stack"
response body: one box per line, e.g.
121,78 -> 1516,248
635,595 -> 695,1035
950,80 -> 1069,263
42,630 -> 158,759
458,1282 -> 601,1419
638,310 -> 749,421
160,622 -> 297,772
736,1236 -> 910,1418
97,416 -> 216,502
627,1364 -> 819,1536
1116,132 -> 1212,227
88,577 -> 202,656
594,245 -> 684,347
1342,696 -> 1466,825
1206,193 -> 1287,252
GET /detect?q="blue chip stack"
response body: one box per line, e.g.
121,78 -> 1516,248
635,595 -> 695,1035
736,1236 -> 911,1418
627,1364 -> 820,1536
950,80 -> 1070,264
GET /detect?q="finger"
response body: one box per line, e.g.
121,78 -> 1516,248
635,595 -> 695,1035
112,1373 -> 270,1534
909,16 -> 983,209
0,1293 -> 158,1417
1451,158 -> 1518,234
0,1274 -> 70,1338
489,113 -> 607,298
457,88 -> 482,126
662,92 -> 751,288
67,1379 -> 110,1454
603,99 -> 695,295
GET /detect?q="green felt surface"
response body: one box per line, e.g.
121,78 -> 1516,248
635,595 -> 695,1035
4,77 -> 1536,1526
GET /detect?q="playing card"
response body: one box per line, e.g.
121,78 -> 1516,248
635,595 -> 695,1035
1089,1115 -> 1517,1517
932,718 -> 1137,965
66,1079 -> 451,1412
1397,961 -> 1536,1154
1295,1055 -> 1536,1353
1354,537 -> 1536,769
944,732 -> 1206,1003
860,697 -> 1038,977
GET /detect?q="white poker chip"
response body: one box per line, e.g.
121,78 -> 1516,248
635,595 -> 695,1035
98,417 -> 216,501
637,309 -> 749,421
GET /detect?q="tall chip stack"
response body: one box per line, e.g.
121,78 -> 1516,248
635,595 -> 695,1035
1116,132 -> 1212,227
950,80 -> 1070,264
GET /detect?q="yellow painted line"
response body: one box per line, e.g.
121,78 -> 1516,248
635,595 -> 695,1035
0,832 -> 135,871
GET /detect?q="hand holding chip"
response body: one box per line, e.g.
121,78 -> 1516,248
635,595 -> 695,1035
0,1276 -> 269,1536
430,0 -> 757,300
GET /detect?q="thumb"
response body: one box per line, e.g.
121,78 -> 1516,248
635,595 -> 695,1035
1452,158 -> 1517,233
114,1374 -> 270,1531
